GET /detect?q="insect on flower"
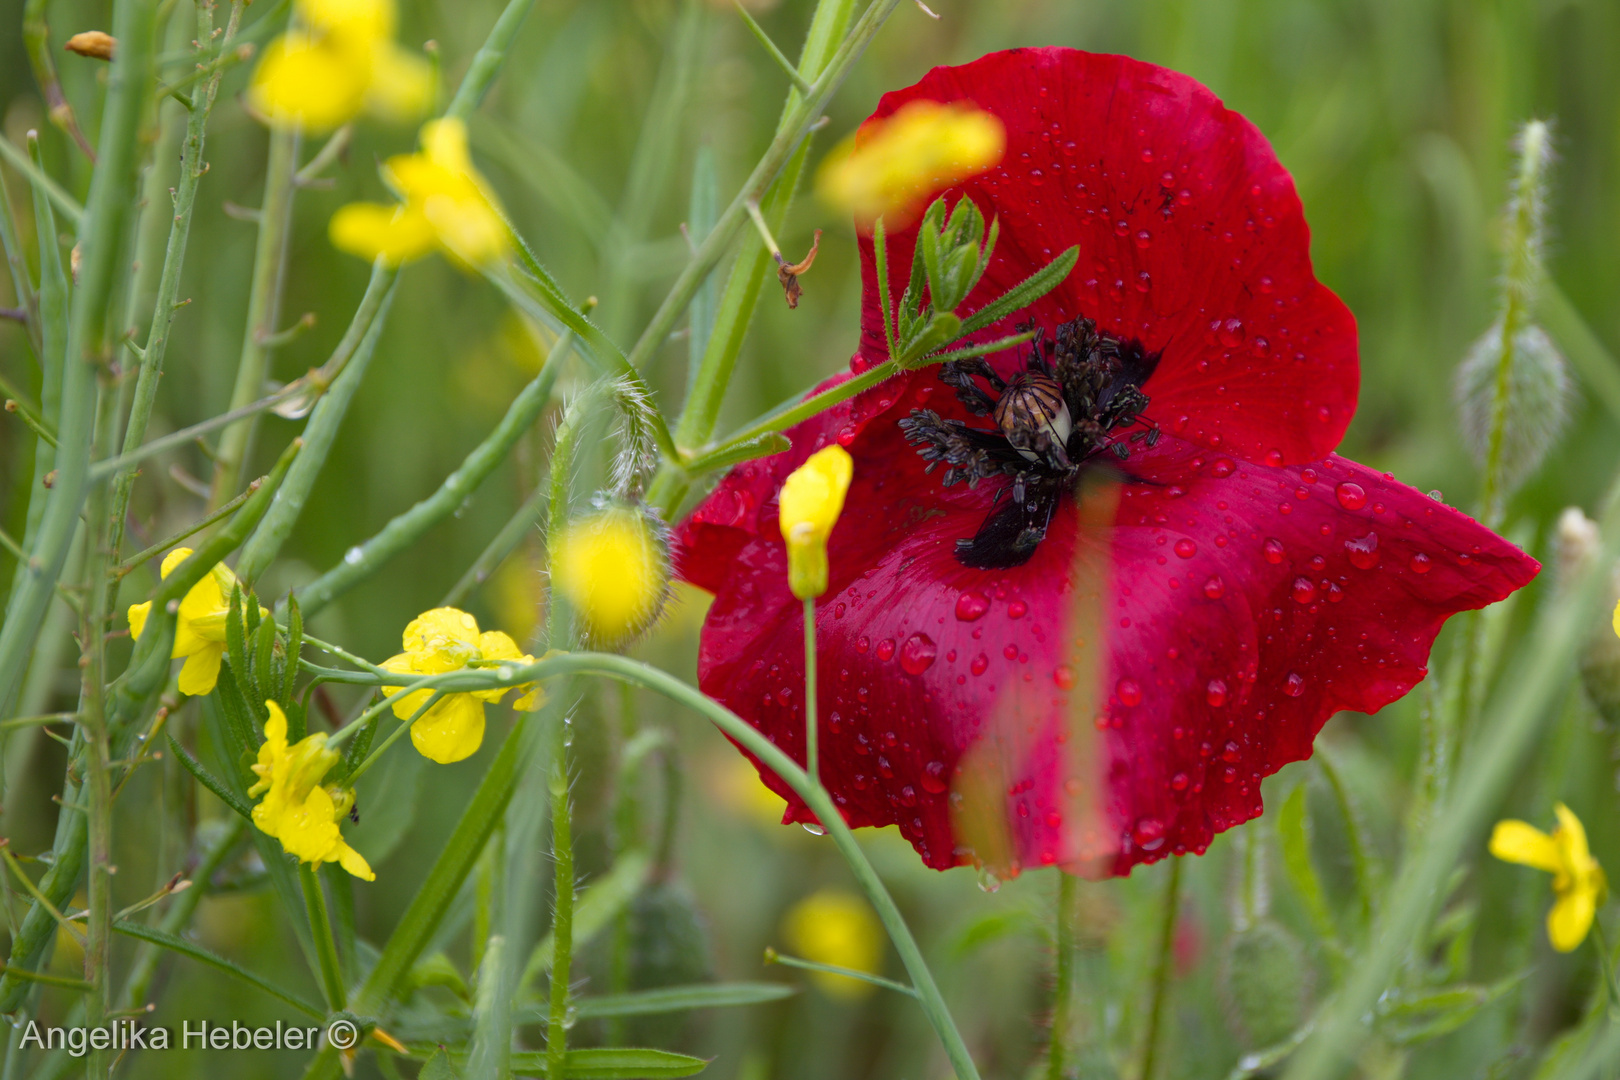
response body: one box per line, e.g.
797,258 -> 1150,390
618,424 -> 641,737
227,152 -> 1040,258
674,48 -> 1541,879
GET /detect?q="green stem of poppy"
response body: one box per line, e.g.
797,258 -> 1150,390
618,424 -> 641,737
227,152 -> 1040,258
804,597 -> 819,790
545,712 -> 574,1080
1048,871 -> 1076,1080
209,123 -> 299,509
1138,857 -> 1183,1080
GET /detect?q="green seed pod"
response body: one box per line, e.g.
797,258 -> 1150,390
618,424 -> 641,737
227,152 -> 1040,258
1454,321 -> 1572,496
623,881 -> 713,1046
1219,919 -> 1311,1050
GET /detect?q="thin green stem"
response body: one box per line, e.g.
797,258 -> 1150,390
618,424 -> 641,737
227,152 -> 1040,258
873,218 -> 899,363
545,714 -> 574,1080
209,123 -> 298,507
734,1 -> 814,93
300,864 -> 347,1009
0,132 -> 83,228
804,597 -> 819,788
4,400 -> 56,448
766,949 -> 918,997
109,0 -> 245,562
344,691 -> 445,784
442,478 -> 548,608
91,384 -> 303,481
1138,857 -> 1183,1080
113,484 -> 257,577
444,0 -> 537,122
1048,872 -> 1076,1080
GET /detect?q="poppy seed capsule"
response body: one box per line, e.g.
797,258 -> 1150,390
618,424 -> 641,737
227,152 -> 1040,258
993,372 -> 1072,467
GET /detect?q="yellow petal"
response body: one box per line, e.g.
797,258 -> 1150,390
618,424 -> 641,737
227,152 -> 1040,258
420,117 -> 473,173
264,701 -> 290,745
248,32 -> 370,132
330,201 -> 437,266
1554,802 -> 1594,871
127,601 -> 151,641
403,607 -> 482,656
1490,820 -> 1563,873
335,841 -> 376,881
158,548 -> 194,578
409,693 -> 486,764
816,101 -> 1006,227
177,646 -> 224,697
778,446 -> 853,600
1548,884 -> 1598,952
364,42 -> 434,123
380,653 -> 436,721
421,192 -> 509,268
296,0 -> 395,43
551,508 -> 668,644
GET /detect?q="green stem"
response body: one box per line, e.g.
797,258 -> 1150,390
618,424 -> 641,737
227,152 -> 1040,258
545,715 -> 574,1080
113,484 -> 257,576
734,1 -> 814,93
444,0 -> 537,122
292,333 -> 569,616
235,264 -> 398,582
441,478 -> 548,608
1138,857 -> 1182,1080
300,864 -> 347,1009
22,0 -> 97,160
1048,872 -> 1075,1080
623,0 -> 900,375
0,132 -> 83,228
109,0 -> 245,562
804,597 -> 819,788
209,123 -> 298,507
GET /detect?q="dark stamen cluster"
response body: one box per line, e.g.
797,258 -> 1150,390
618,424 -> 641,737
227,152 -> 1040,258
898,315 -> 1160,568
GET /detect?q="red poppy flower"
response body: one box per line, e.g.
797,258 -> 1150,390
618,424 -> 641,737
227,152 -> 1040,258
673,48 -> 1539,877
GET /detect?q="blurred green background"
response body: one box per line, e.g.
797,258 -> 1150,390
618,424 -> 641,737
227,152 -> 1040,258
2,0 -> 1619,1076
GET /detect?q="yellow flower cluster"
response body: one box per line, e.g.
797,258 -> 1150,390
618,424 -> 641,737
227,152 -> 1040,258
127,548 -> 265,697
1491,802 -> 1607,952
330,118 -> 510,268
777,445 -> 853,601
249,703 -> 373,880
551,507 -> 668,645
817,100 -> 1005,227
380,607 -> 542,765
249,0 -> 433,131
782,889 -> 883,999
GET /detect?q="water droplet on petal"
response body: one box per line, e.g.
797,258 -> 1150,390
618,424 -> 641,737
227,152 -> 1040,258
1204,575 -> 1226,599
876,639 -> 896,661
899,633 -> 937,675
1132,817 -> 1166,851
1410,552 -> 1433,574
1174,539 -> 1197,559
1263,538 -> 1286,564
802,823 -> 827,836
1116,678 -> 1142,707
1210,458 -> 1236,478
1218,318 -> 1246,347
1284,672 -> 1306,697
1264,448 -> 1285,468
977,867 -> 1002,893
970,653 -> 989,676
921,761 -> 948,794
1171,772 -> 1189,792
1335,482 -> 1368,510
1206,679 -> 1228,707
1007,600 -> 1028,619
1291,577 -> 1317,604
1222,740 -> 1241,762
856,636 -> 870,654
955,591 -> 990,621
1054,664 -> 1075,689
1346,531 -> 1380,569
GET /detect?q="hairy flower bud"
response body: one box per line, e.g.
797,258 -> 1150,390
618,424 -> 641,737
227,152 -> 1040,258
1220,920 -> 1311,1049
551,505 -> 670,644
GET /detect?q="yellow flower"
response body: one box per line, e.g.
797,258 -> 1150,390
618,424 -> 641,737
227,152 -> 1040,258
550,507 -> 668,645
380,607 -> 542,765
816,100 -> 1005,228
777,445 -> 853,600
330,118 -> 509,268
249,702 -> 374,880
248,0 -> 432,131
127,548 -> 264,697
1490,802 -> 1608,952
782,889 -> 883,999
1612,597 -> 1619,640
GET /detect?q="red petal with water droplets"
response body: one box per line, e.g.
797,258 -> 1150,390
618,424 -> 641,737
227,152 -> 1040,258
855,47 -> 1358,466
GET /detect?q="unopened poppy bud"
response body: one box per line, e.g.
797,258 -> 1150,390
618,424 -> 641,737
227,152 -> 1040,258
778,446 -> 853,600
1220,920 -> 1310,1049
64,31 -> 115,60
551,505 -> 669,645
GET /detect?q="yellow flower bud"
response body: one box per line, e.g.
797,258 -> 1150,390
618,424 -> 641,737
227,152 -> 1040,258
777,445 -> 853,600
782,889 -> 883,999
551,507 -> 669,645
817,101 -> 1005,228
63,31 -> 115,60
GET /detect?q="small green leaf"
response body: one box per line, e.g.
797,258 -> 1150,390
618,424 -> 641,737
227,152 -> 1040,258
168,735 -> 254,821
252,609 -> 276,723
508,1048 -> 709,1079
572,982 -> 797,1020
958,245 -> 1078,338
226,585 -> 248,682
1276,783 -> 1337,948
283,595 -> 304,705
896,312 -> 962,368
421,1048 -> 461,1080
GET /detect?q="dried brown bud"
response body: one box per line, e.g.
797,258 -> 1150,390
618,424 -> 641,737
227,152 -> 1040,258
776,229 -> 822,310
64,31 -> 116,61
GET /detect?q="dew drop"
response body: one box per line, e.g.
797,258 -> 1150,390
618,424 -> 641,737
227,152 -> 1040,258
1132,817 -> 1166,851
1134,229 -> 1152,249
1410,552 -> 1433,574
1210,457 -> 1236,478
1284,672 -> 1306,697
1171,772 -> 1189,792
1291,577 -> 1317,604
836,425 -> 857,447
921,761 -> 948,795
899,632 -> 937,675
977,867 -> 1002,893
876,638 -> 896,661
970,653 -> 989,676
1116,678 -> 1143,707
1174,538 -> 1197,559
344,546 -> 364,565
1345,531 -> 1380,569
1206,679 -> 1228,707
1264,448 -> 1285,467
1053,664 -> 1075,689
1263,538 -> 1285,564
955,591 -> 990,621
1222,740 -> 1241,762
1203,575 -> 1226,599
856,636 -> 870,655
1335,481 -> 1368,510
1007,600 -> 1028,619
801,823 -> 827,836
1217,318 -> 1246,347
